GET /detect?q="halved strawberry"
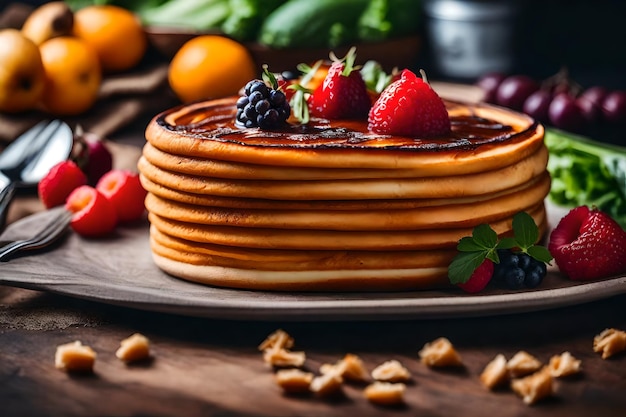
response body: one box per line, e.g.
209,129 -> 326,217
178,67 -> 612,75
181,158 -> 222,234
38,160 -> 88,209
96,170 -> 147,222
368,69 -> 450,137
548,206 -> 626,280
457,259 -> 494,293
65,185 -> 117,237
308,49 -> 371,119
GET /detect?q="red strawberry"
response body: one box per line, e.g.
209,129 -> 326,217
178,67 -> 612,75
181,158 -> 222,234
65,185 -> 118,237
457,259 -> 494,293
368,69 -> 451,137
308,50 -> 370,119
38,160 -> 88,209
96,170 -> 147,222
548,206 -> 626,280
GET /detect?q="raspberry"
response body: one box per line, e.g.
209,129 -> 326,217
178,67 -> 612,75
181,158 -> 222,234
368,69 -> 450,137
65,185 -> 117,237
457,259 -> 494,293
548,206 -> 626,280
37,160 -> 88,209
95,170 -> 147,222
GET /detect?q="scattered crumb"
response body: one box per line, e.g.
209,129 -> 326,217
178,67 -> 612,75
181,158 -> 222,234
511,367 -> 554,405
116,333 -> 151,363
320,353 -> 369,383
310,371 -> 343,397
480,354 -> 509,389
371,359 -> 411,383
593,328 -> 626,359
55,340 -> 96,373
549,351 -> 582,377
506,351 -> 542,378
275,368 -> 314,394
418,337 -> 463,367
258,329 -> 294,352
364,381 -> 406,406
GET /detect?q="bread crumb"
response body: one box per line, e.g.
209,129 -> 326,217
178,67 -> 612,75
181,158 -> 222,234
511,367 -> 554,405
506,351 -> 542,378
418,337 -> 463,367
310,371 -> 343,397
480,354 -> 509,389
364,381 -> 406,406
549,351 -> 581,377
593,328 -> 626,359
320,353 -> 369,382
275,368 -> 314,394
371,359 -> 411,383
116,333 -> 151,363
55,340 -> 96,373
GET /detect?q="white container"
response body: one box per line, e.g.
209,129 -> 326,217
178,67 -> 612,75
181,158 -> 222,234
424,0 -> 520,79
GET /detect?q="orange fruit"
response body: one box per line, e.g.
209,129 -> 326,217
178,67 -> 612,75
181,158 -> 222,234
39,36 -> 101,116
0,29 -> 46,113
73,5 -> 146,73
168,35 -> 257,103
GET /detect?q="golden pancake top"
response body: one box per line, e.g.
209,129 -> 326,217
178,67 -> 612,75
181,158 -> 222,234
145,97 -> 545,172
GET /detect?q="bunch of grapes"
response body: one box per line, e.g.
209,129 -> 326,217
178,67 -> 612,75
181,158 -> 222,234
476,70 -> 626,137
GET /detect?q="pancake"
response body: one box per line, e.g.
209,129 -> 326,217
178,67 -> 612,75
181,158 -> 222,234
139,96 -> 550,291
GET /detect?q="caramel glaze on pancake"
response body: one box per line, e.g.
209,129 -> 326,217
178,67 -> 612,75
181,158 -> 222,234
145,97 -> 545,173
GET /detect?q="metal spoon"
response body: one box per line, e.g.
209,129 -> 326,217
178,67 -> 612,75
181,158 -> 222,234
0,120 -> 73,230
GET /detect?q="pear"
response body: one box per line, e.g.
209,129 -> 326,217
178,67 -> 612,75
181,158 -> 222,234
21,1 -> 74,46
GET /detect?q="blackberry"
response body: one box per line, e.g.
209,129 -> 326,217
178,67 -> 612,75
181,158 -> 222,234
494,249 -> 548,290
236,79 -> 290,129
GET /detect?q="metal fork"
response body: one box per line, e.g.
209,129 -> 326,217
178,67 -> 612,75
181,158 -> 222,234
0,208 -> 73,262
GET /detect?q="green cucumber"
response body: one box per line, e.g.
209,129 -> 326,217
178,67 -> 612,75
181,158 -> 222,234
358,0 -> 421,42
258,0 -> 371,49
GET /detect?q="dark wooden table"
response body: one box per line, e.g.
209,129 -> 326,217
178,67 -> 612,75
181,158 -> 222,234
1,283 -> 626,417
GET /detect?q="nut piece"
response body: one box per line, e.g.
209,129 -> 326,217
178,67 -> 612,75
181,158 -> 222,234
258,329 -> 295,352
55,340 -> 96,373
506,351 -> 542,378
371,359 -> 411,383
275,368 -> 314,394
364,381 -> 406,406
310,371 -> 343,397
593,328 -> 626,359
418,337 -> 463,367
259,329 -> 306,368
511,367 -> 554,405
116,333 -> 151,363
263,348 -> 306,368
320,353 -> 370,382
549,351 -> 582,377
480,354 -> 509,389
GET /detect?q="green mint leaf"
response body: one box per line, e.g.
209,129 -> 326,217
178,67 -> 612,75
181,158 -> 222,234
472,223 -> 498,249
512,211 -> 539,249
497,237 -> 517,249
448,251 -> 487,284
457,236 -> 485,252
261,65 -> 279,90
527,245 -> 554,264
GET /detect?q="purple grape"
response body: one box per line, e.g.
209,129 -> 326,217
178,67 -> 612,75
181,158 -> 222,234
576,96 -> 602,124
495,75 -> 539,111
548,93 -> 585,132
602,91 -> 626,124
476,72 -> 506,103
579,86 -> 608,107
523,90 -> 551,122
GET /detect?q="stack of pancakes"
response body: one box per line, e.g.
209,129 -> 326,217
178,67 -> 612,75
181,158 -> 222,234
139,98 -> 549,291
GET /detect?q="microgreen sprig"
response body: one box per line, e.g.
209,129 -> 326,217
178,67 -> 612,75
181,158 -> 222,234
448,212 -> 553,285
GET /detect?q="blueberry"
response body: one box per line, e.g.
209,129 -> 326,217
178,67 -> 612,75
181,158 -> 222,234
524,268 -> 544,288
269,89 -> 286,106
518,253 -> 532,271
504,267 -> 526,290
255,99 -> 270,115
236,96 -> 249,109
248,90 -> 264,105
